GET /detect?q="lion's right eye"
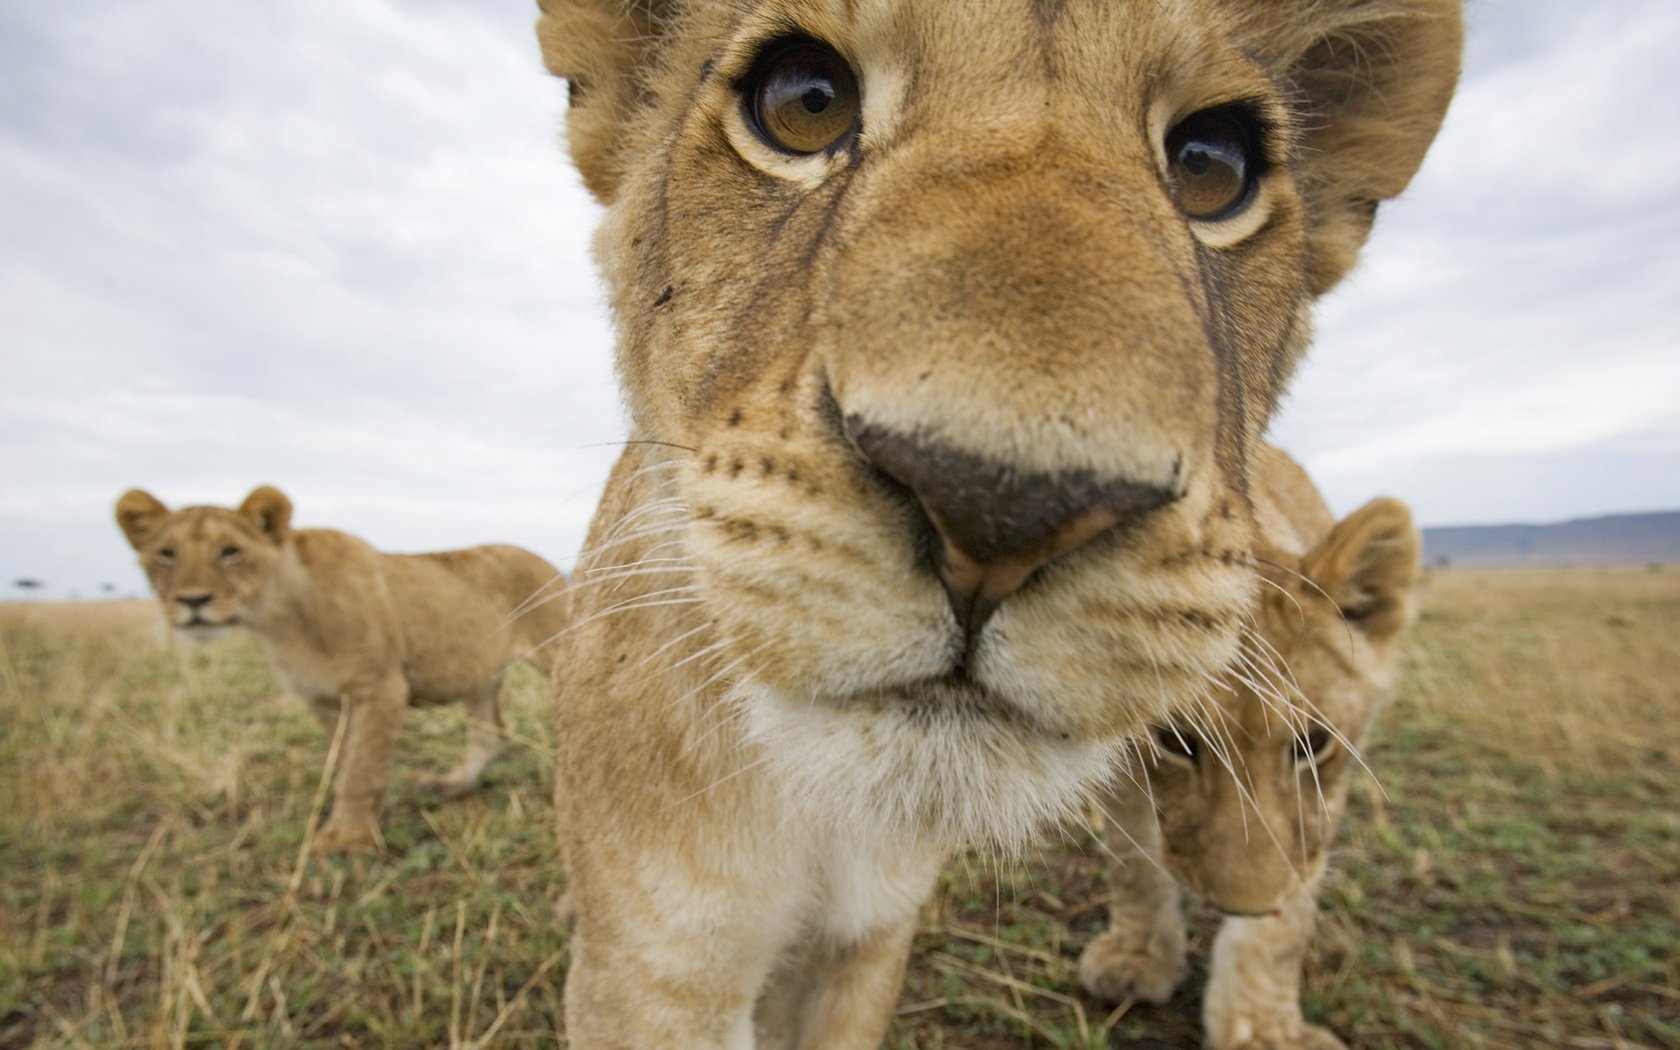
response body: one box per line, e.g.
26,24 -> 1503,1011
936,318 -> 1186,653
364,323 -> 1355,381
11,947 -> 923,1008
744,38 -> 860,155
154,548 -> 176,565
1154,725 -> 1200,764
1165,107 -> 1261,222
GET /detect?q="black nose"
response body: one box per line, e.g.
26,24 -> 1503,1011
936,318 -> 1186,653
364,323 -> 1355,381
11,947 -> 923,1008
845,418 -> 1181,639
176,593 -> 212,610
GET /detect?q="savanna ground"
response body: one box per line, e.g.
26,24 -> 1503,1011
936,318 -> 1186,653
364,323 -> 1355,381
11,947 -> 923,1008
2,567 -> 1676,1049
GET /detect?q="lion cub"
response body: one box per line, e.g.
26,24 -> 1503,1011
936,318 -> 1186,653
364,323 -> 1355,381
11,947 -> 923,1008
115,485 -> 569,852
535,0 -> 1458,1040
1079,449 -> 1421,1050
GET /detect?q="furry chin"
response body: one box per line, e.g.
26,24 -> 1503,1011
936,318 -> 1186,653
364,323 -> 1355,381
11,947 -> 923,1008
173,624 -> 234,644
739,679 -> 1115,850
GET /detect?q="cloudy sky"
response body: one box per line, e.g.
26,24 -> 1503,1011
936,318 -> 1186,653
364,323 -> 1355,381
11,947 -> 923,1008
2,1 -> 1676,600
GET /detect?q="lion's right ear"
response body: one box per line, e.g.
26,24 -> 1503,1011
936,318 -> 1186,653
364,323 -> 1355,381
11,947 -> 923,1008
535,0 -> 680,204
1235,0 -> 1464,297
115,489 -> 169,549
238,486 -> 293,541
1302,497 -> 1422,645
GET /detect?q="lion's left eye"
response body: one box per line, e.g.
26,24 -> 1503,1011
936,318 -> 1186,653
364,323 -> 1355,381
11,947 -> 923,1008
744,38 -> 860,155
219,545 -> 243,562
1165,108 -> 1260,221
1154,725 -> 1201,764
1293,728 -> 1334,764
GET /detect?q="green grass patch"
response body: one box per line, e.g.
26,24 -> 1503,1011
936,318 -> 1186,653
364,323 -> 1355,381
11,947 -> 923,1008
4,569 -> 1678,1047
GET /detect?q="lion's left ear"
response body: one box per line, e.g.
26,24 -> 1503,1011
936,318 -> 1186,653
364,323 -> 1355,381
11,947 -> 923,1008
115,489 -> 169,549
1302,497 -> 1421,644
535,0 -> 682,205
238,486 -> 293,541
1237,0 -> 1464,296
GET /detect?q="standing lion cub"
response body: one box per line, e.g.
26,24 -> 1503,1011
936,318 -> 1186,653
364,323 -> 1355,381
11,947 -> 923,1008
1080,448 -> 1421,1049
115,486 -> 569,853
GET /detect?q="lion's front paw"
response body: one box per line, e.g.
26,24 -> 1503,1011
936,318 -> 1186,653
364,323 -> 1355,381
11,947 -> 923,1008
419,773 -> 481,800
1078,927 -> 1187,1004
312,815 -> 381,854
1218,1020 -> 1348,1050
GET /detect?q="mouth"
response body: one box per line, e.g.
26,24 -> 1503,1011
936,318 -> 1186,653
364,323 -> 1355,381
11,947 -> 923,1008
743,670 -> 1112,847
910,679 -> 1032,728
177,616 -> 234,633
829,667 -> 1071,740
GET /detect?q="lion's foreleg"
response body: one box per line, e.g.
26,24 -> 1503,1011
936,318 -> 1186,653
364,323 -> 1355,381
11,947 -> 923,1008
429,681 -> 505,798
1203,877 -> 1345,1050
760,915 -> 920,1050
314,672 -> 408,853
1079,780 -> 1187,1004
308,695 -> 342,740
561,901 -> 772,1050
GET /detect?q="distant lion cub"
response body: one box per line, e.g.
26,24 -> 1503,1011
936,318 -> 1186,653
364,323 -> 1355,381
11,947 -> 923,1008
1079,449 -> 1421,1050
115,486 -> 569,853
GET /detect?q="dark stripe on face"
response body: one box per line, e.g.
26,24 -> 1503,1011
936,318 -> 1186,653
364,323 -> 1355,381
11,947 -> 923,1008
1030,0 -> 1068,77
1031,0 -> 1068,29
1192,241 -> 1251,500
797,163 -> 859,272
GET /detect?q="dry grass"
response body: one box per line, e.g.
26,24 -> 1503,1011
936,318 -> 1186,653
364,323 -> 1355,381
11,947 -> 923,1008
1402,567 -> 1680,772
3,567 -> 1677,1048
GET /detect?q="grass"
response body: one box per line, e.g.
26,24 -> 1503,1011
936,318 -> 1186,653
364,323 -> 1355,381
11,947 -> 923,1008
2,567 -> 1677,1048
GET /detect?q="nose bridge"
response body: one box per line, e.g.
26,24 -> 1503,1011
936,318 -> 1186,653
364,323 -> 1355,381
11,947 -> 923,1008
824,137 -> 1213,485
174,567 -> 215,598
1196,748 -> 1305,905
168,522 -> 217,597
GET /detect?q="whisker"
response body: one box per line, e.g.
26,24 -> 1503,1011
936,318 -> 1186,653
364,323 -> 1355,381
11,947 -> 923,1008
572,504 -> 691,565
1085,753 -> 1175,881
582,555 -> 692,583
661,753 -> 774,811
1252,555 -> 1357,656
632,621 -> 714,672
578,438 -> 699,454
665,643 -> 771,715
1233,638 -> 1376,791
516,589 -> 704,663
677,662 -> 777,758
494,570 -> 571,636
641,636 -> 737,687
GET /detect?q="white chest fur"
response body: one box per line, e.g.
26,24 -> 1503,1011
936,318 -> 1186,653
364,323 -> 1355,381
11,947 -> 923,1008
816,825 -> 943,946
265,643 -> 342,703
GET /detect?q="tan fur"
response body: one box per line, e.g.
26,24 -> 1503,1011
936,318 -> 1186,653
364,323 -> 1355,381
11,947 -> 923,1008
115,486 -> 569,853
1079,448 -> 1421,1049
536,1 -> 1459,1043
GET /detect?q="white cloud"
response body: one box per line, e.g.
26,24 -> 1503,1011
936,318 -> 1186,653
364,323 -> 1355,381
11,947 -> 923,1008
3,0 -> 1677,599
1271,0 -> 1680,523
1,0 -> 622,598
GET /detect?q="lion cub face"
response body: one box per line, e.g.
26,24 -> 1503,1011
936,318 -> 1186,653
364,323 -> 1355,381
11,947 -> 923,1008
115,487 -> 292,640
1146,499 -> 1421,915
541,1 -> 1459,841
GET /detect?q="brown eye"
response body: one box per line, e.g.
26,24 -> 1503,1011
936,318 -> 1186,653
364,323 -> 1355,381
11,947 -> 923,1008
1293,728 -> 1334,765
219,545 -> 243,562
746,39 -> 860,155
1155,725 -> 1200,764
155,547 -> 176,564
1166,109 -> 1258,221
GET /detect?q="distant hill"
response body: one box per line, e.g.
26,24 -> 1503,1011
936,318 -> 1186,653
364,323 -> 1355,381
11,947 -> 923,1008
1422,511 -> 1680,567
